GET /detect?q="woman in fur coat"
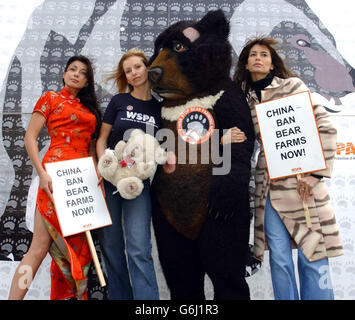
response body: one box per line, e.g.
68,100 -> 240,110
232,36 -> 343,300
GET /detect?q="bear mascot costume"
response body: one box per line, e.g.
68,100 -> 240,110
148,10 -> 255,300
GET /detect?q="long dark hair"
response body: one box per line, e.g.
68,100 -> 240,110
64,55 -> 102,138
233,36 -> 297,95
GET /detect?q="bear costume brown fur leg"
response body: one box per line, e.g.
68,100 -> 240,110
149,10 -> 254,300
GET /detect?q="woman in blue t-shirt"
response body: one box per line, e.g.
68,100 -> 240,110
96,48 -> 161,300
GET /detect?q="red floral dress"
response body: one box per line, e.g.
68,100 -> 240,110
33,87 -> 96,300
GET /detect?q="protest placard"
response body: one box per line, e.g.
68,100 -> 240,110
254,90 -> 327,180
45,157 -> 111,286
45,156 -> 112,237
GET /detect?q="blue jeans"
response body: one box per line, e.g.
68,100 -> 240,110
98,179 -> 159,300
264,196 -> 334,300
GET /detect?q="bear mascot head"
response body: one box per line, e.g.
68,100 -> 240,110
149,9 -> 232,101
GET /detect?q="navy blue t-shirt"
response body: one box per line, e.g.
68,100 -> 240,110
103,93 -> 162,149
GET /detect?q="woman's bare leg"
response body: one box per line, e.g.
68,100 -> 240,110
8,209 -> 52,300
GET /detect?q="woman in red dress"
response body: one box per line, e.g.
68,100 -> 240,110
8,55 -> 102,300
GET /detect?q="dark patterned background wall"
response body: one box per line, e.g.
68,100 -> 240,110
0,0 -> 354,300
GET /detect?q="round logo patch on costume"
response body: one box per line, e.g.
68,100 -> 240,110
126,105 -> 134,111
177,107 -> 215,144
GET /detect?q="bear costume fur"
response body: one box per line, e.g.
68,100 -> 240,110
98,129 -> 167,200
148,10 -> 255,300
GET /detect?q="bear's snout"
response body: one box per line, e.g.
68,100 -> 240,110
148,66 -> 163,84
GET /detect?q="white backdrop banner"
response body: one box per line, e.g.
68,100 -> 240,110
0,0 -> 354,300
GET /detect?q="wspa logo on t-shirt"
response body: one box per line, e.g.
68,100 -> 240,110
124,106 -> 156,125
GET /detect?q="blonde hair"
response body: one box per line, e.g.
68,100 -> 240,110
107,48 -> 149,93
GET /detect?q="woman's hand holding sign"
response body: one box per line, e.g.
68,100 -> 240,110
39,171 -> 55,205
296,175 -> 320,203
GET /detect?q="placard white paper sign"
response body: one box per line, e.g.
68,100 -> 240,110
254,90 -> 327,180
45,157 -> 112,237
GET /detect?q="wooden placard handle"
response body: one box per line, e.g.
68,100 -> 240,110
85,231 -> 106,287
296,174 -> 312,229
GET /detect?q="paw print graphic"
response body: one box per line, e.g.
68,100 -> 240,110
40,63 -> 48,75
343,237 -> 354,253
7,80 -> 20,92
143,32 -> 154,42
221,3 -> 232,14
347,174 -> 355,188
346,284 -> 355,299
13,136 -> 25,148
4,97 -> 17,110
207,3 -> 219,11
302,65 -> 315,77
345,260 -> 355,276
7,195 -> 19,209
332,174 -> 346,188
0,238 -> 14,255
3,136 -> 12,149
333,194 -> 348,209
330,260 -> 342,276
171,2 -> 181,13
144,48 -> 154,59
89,285 -> 105,300
20,196 -> 27,208
182,3 -> 193,13
13,155 -> 24,168
39,135 -> 51,149
157,2 -> 167,12
27,283 -> 42,299
131,2 -> 143,13
22,175 -> 33,187
144,17 -> 155,27
41,47 -> 50,58
195,3 -> 207,13
120,30 -> 128,42
131,17 -> 142,27
64,47 -> 76,57
338,216 -> 352,231
251,284 -> 266,300
3,216 -> 17,233
131,32 -> 141,42
47,80 -> 59,91
333,283 -> 345,299
51,48 -> 63,58
0,283 -> 10,300
15,117 -> 24,129
15,238 -> 30,258
144,2 -> 155,12
288,48 -> 301,61
13,174 -> 21,188
49,63 -> 61,75
2,116 -> 15,129
17,216 -> 28,234
156,17 -> 167,27
9,61 -> 21,75
95,1 -> 106,13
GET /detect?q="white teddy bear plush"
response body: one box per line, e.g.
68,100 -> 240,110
98,129 -> 167,199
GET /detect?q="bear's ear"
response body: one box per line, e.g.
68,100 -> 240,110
194,9 -> 229,40
182,27 -> 200,43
